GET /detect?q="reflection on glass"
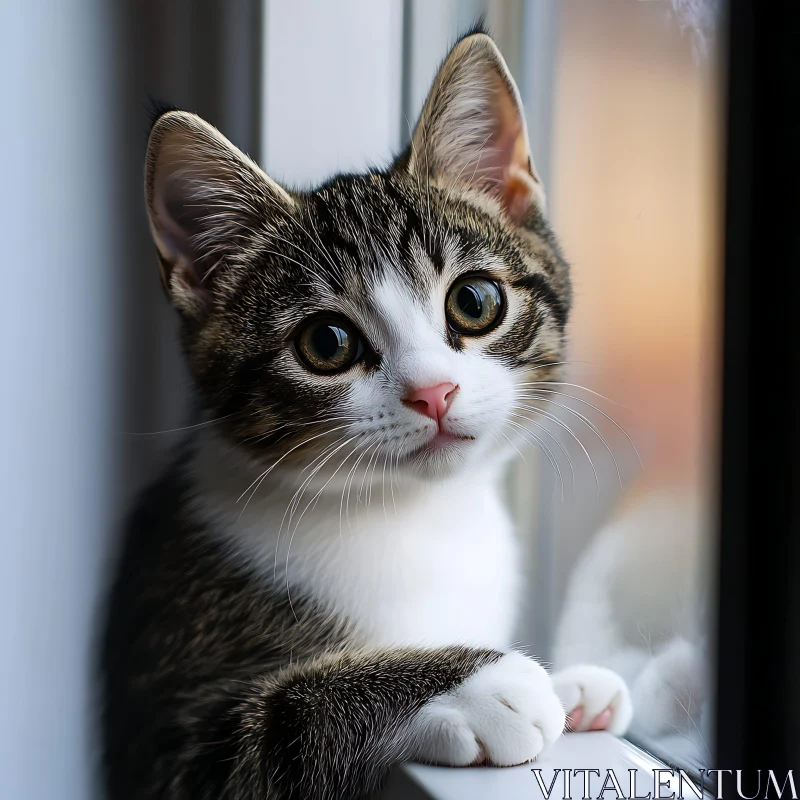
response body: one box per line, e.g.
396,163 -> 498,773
545,0 -> 722,769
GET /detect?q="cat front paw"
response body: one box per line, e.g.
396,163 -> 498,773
409,652 -> 566,767
551,665 -> 633,736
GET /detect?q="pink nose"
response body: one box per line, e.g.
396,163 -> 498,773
403,382 -> 458,424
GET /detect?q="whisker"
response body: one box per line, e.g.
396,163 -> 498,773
503,415 -> 568,500
511,405 -> 600,499
498,424 -> 565,503
516,380 -> 629,409
517,387 -> 642,469
340,434 -> 378,536
236,423 -> 353,507
289,437 -> 363,544
381,449 -> 390,520
285,436 -> 358,528
517,397 -> 624,490
270,442 -> 339,602
366,439 -> 384,509
392,446 -> 404,498
124,411 -> 241,437
354,441 -> 382,518
275,434 -> 360,585
497,427 -> 526,464
357,442 -> 378,507
268,433 -> 357,580
518,359 -> 606,373
505,411 -> 576,493
388,445 -> 398,513
240,412 -> 362,447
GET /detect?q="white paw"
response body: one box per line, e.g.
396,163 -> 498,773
408,652 -> 566,767
551,665 -> 633,736
631,637 -> 707,738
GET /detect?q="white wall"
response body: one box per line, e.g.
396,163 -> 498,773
0,2 -> 117,798
262,0 -> 404,185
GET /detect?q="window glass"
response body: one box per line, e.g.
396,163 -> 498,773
545,0 -> 722,769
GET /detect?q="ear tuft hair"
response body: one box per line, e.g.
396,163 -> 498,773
453,15 -> 490,45
145,96 -> 180,136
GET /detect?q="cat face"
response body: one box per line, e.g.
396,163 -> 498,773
145,33 -> 571,483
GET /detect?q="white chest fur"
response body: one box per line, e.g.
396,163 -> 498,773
290,478 -> 520,649
198,457 -> 520,650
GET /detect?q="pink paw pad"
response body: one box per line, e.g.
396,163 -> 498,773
566,705 -> 614,732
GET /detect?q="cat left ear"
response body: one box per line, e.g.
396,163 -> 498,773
145,110 -> 294,317
406,33 -> 545,222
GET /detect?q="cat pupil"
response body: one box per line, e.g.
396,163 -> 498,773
458,285 -> 483,318
314,324 -> 347,359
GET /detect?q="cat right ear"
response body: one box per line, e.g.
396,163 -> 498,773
144,110 -> 294,317
404,32 -> 545,222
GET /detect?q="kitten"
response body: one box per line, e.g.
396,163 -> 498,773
101,31 -> 632,800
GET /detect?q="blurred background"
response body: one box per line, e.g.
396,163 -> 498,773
0,0 -> 721,796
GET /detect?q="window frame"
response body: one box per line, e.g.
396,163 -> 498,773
714,0 -> 800,774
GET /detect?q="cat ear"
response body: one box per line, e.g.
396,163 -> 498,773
145,110 -> 293,317
406,33 -> 545,222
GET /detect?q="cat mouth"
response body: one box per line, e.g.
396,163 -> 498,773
404,431 -> 476,460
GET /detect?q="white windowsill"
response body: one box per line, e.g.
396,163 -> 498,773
380,732 -> 707,800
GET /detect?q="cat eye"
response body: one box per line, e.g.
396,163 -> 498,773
295,316 -> 364,374
445,276 -> 505,335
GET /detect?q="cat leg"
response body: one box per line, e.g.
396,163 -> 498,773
169,647 -> 565,799
550,665 -> 633,735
